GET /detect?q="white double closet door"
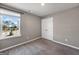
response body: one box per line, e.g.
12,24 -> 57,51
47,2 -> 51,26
41,17 -> 53,41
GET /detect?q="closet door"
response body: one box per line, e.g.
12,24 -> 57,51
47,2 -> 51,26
42,17 -> 53,40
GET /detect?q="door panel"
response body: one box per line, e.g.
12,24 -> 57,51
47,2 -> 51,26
42,19 -> 48,39
42,17 -> 53,40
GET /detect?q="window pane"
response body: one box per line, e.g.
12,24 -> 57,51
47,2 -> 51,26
12,16 -> 20,36
0,17 -> 1,32
1,15 -> 11,32
0,9 -> 21,39
1,15 -> 20,37
12,16 -> 20,30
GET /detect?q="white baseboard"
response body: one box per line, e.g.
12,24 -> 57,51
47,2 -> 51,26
52,40 -> 79,50
42,37 -> 79,50
0,37 -> 41,52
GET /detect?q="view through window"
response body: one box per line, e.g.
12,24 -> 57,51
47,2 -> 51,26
0,9 -> 21,39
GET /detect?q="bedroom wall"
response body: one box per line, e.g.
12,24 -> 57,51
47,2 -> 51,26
53,6 -> 79,48
0,12 -> 41,50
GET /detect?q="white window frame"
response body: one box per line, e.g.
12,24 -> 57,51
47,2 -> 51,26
0,8 -> 21,40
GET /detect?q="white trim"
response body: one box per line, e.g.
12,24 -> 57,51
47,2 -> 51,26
0,14 -> 21,40
0,36 -> 41,52
0,34 -> 21,40
42,37 -> 79,50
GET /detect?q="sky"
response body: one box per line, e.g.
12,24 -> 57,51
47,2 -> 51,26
0,23 -> 1,32
2,15 -> 20,25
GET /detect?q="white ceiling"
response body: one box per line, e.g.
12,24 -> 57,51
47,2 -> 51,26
4,3 -> 79,17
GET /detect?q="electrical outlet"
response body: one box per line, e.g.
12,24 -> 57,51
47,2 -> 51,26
65,38 -> 68,42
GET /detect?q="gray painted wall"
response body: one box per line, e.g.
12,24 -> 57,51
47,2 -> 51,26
0,13 -> 41,50
53,6 -> 79,48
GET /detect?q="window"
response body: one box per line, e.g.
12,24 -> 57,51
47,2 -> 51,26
0,8 -> 21,39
